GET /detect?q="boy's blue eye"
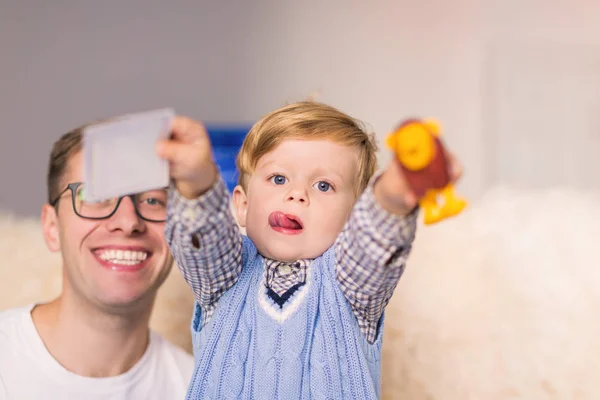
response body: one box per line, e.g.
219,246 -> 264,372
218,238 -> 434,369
314,181 -> 331,192
270,175 -> 287,185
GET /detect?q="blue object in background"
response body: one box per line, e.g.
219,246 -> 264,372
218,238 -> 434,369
206,125 -> 251,192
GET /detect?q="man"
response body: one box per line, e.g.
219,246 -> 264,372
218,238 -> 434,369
0,122 -> 194,399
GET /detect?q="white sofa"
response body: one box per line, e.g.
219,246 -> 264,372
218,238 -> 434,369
1,185 -> 599,399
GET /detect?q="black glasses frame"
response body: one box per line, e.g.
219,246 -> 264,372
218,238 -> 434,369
50,182 -> 167,223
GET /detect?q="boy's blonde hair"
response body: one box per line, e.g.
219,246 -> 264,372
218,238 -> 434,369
236,101 -> 378,196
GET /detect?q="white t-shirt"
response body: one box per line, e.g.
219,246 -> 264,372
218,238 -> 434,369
0,305 -> 194,400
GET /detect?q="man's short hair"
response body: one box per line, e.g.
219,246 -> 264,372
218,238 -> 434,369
47,126 -> 85,204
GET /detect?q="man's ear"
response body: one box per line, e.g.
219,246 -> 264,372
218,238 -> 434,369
41,204 -> 61,253
232,185 -> 248,228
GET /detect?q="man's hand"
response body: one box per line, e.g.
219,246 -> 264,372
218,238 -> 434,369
155,116 -> 218,199
373,151 -> 463,216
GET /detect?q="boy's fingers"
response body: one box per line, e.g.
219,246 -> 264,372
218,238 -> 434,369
386,156 -> 419,209
155,139 -> 173,160
170,116 -> 209,142
450,159 -> 463,182
445,151 -> 463,182
155,140 -> 193,163
404,192 -> 417,209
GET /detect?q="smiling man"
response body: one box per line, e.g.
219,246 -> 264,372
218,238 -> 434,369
0,123 -> 193,399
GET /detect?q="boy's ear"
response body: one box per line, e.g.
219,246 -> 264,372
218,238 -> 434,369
232,185 -> 248,228
41,204 -> 61,253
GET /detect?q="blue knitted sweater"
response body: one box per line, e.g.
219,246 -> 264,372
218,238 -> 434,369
186,237 -> 384,399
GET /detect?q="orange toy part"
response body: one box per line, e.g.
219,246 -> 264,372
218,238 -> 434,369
386,118 -> 467,225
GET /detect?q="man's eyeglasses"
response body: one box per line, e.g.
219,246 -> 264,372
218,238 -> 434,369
50,182 -> 168,223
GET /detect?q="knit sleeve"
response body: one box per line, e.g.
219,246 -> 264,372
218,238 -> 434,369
334,172 -> 418,343
164,174 -> 243,309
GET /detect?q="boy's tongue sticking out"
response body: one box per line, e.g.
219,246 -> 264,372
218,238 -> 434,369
268,211 -> 303,234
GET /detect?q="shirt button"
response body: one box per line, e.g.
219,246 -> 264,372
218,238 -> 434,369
191,234 -> 200,249
183,208 -> 197,220
279,265 -> 292,275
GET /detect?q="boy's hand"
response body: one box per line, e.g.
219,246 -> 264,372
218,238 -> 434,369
155,116 -> 218,199
373,151 -> 463,216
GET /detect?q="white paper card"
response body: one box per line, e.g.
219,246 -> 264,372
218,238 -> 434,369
83,108 -> 174,202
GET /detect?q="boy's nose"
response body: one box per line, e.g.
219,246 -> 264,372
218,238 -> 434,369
286,188 -> 309,205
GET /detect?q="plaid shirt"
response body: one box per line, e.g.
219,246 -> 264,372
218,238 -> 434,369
165,173 -> 417,344
264,258 -> 310,296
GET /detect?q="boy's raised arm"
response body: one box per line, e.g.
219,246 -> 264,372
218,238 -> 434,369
335,156 -> 462,343
334,168 -> 418,344
165,175 -> 243,308
157,117 -> 243,309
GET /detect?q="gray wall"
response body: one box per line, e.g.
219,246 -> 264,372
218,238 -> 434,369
2,0 -> 599,216
0,0 -> 489,217
0,0 -> 264,216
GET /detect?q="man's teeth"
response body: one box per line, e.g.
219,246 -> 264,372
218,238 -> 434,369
98,250 -> 148,265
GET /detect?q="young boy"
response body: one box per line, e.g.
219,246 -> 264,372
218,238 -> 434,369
157,102 -> 461,399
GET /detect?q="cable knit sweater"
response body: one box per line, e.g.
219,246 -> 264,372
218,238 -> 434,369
186,237 -> 383,399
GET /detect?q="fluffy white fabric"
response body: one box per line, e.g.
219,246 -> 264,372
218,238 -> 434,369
1,185 -> 599,398
381,186 -> 600,399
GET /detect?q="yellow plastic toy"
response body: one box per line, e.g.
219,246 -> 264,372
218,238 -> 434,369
386,118 -> 467,225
